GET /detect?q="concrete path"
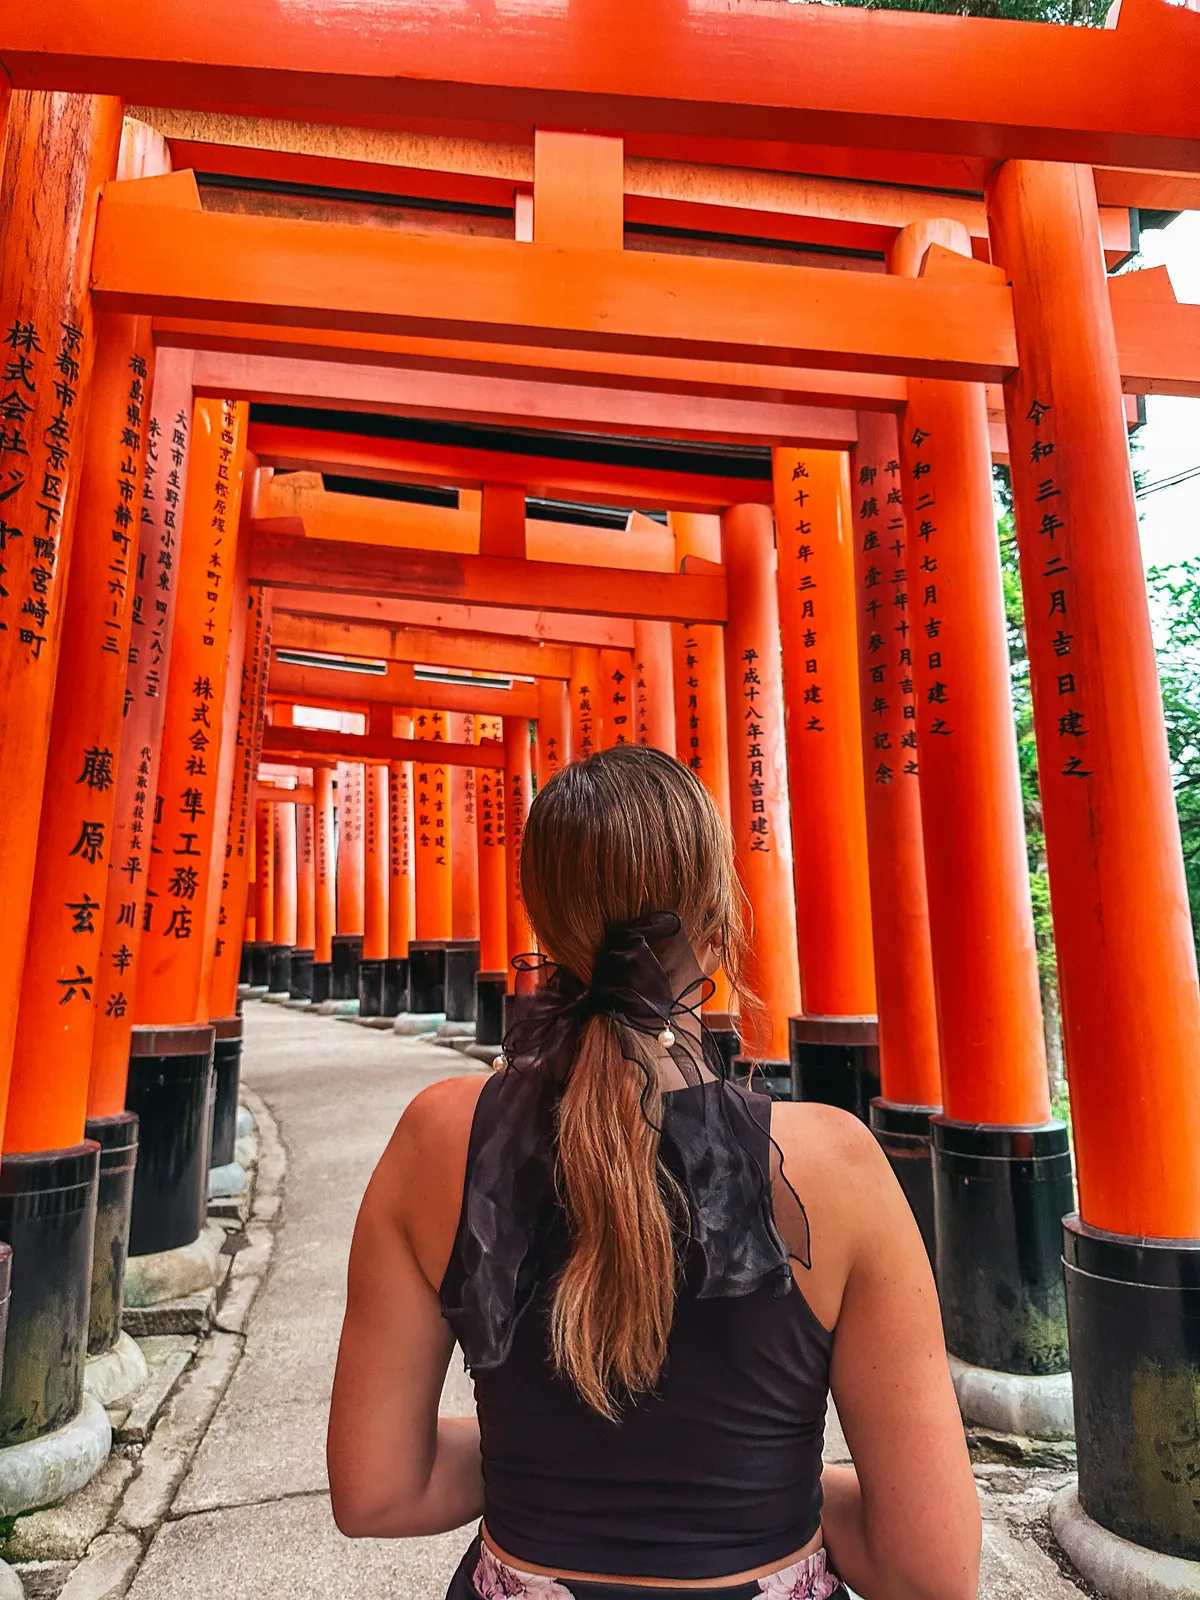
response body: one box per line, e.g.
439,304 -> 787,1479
122,1002 -> 1090,1600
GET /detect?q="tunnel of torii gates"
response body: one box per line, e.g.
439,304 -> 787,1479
0,0 -> 1199,1580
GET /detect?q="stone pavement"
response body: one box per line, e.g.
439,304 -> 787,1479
120,1002 -> 1092,1600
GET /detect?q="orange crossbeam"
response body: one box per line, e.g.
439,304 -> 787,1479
4,0 -> 1197,170
248,421 -> 773,512
91,199 -> 1018,382
251,526 -> 728,623
268,660 -> 540,718
261,724 -> 505,770
272,590 -> 635,650
271,613 -> 574,679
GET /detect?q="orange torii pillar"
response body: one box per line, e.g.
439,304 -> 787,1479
990,164 -> 1200,1563
3,216 -> 155,1457
475,714 -> 508,1047
250,796 -> 275,990
311,766 -> 336,1003
669,512 -> 738,1050
293,789 -> 316,997
535,679 -> 570,788
410,709 -> 453,1017
720,506 -> 802,1091
569,647 -> 603,759
332,760 -> 365,1006
599,648 -> 635,748
90,347 -> 196,1210
447,712 -> 481,1024
773,448 -> 878,1117
0,93 -> 123,1460
632,620 -> 676,756
503,717 -> 535,1037
130,398 -> 250,1274
207,584 -> 272,1183
271,796 -> 298,994
385,710 -> 415,1018
358,763 -> 389,1017
892,219 -> 1069,1407
849,413 -> 943,1261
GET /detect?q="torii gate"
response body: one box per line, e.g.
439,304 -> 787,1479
1,2 -> 1199,1584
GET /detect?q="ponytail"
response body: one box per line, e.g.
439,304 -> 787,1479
551,1015 -> 683,1419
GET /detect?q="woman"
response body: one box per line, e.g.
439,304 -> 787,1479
328,747 -> 980,1600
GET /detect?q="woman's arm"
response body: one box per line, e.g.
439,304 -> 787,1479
327,1079 -> 486,1539
814,1113 -> 980,1600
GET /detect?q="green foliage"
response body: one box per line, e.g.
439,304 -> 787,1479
1145,557 -> 1200,945
831,0 -> 1107,22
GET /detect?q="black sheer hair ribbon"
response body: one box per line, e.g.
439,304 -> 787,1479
440,912 -> 812,1375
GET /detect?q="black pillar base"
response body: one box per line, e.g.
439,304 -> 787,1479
869,1100 -> 938,1268
238,942 -> 253,985
210,1016 -> 244,1169
383,957 -> 409,1018
789,1014 -> 880,1120
0,1143 -> 98,1446
476,971 -> 507,1048
267,943 -> 293,994
289,948 -> 314,1001
331,934 -> 364,1001
932,1117 -> 1072,1375
445,940 -> 481,1023
1064,1219 -> 1200,1559
312,960 -> 333,1005
702,1011 -> 742,1079
248,939 -> 272,989
731,1057 -> 792,1100
84,1112 -> 139,1358
408,940 -> 448,1013
358,958 -> 386,1018
126,1024 -> 215,1258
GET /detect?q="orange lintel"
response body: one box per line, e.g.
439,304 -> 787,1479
251,525 -> 728,623
266,660 -> 539,719
261,723 -> 505,770
90,198 -> 1018,382
257,782 -> 316,806
271,612 -> 574,679
248,420 -> 773,512
1109,266 -> 1200,401
270,589 -> 636,650
5,0 -> 1198,171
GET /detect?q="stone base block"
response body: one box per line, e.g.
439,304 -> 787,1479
121,1288 -> 216,1339
262,992 -> 292,1006
394,1012 -> 446,1036
949,1353 -> 1074,1441
0,1561 -> 25,1597
437,1020 -> 476,1041
123,1222 -> 226,1309
83,1333 -> 148,1411
245,985 -> 269,997
1051,1486 -> 1200,1600
316,999 -> 359,1016
235,1106 -> 253,1140
0,1395 -> 111,1518
353,1016 -> 397,1031
207,1161 -> 246,1199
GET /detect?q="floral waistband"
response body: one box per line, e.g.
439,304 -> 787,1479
473,1540 -> 842,1600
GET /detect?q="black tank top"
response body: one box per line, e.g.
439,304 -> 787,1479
441,1073 -> 833,1582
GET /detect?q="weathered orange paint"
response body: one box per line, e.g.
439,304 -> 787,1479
271,612 -> 573,681
89,348 -> 199,1116
262,590 -> 633,653
721,505 -> 802,1061
273,798 -> 298,947
0,91 -> 123,1126
504,716 -> 535,986
476,715 -> 508,975
133,398 -> 250,1026
388,710 -> 415,961
451,712 -> 480,941
535,678 -> 571,788
313,764 -> 335,963
413,709 -> 453,939
599,648 -> 636,749
773,447 -> 876,1020
335,761 -> 365,935
669,512 -> 734,1015
631,620 -> 676,755
253,798 -> 275,945
363,763 -> 389,960
892,219 -> 1048,1128
478,482 -> 527,559
534,130 -> 624,251
207,583 -> 273,1022
7,318 -> 157,1154
570,647 -> 604,760
989,161 -> 1200,1236
849,412 -> 942,1111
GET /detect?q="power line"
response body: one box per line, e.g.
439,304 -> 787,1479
1137,463 -> 1200,498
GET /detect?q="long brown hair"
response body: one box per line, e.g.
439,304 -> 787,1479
519,746 -> 749,1418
